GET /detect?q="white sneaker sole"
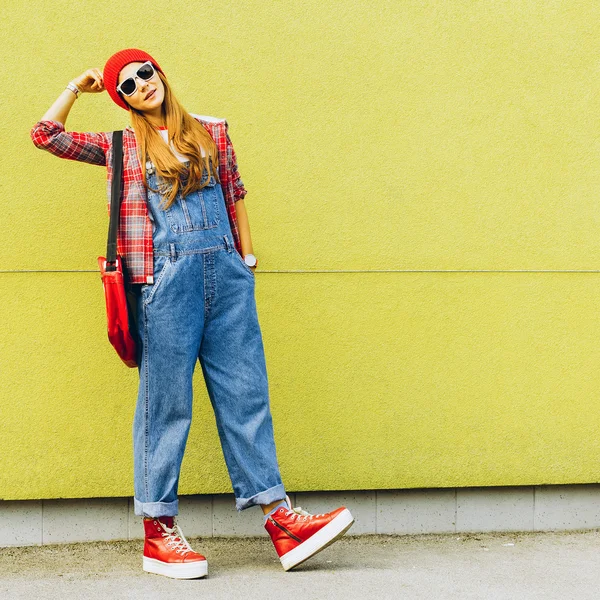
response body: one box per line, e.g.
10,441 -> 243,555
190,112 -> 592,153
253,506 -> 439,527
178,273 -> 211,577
143,556 -> 208,579
280,508 -> 355,571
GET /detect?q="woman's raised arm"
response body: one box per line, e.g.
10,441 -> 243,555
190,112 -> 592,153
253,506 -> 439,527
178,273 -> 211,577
30,68 -> 112,166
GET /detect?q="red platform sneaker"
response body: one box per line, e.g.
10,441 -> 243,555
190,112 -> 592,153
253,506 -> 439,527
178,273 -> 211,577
264,495 -> 354,571
142,516 -> 208,579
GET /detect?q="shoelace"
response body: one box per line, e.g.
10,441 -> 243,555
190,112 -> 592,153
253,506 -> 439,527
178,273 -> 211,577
285,505 -> 325,520
160,518 -> 195,555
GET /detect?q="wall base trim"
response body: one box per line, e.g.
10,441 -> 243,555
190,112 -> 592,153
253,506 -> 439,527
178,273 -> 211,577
2,485 -> 600,547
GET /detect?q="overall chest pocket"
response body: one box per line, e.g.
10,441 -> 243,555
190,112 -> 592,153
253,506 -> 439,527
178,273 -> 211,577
164,174 -> 221,234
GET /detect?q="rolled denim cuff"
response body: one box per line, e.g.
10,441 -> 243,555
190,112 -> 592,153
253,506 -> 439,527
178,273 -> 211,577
235,483 -> 287,512
134,497 -> 179,517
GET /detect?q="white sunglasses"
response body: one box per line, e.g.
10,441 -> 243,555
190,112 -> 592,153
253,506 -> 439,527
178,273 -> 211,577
116,61 -> 157,96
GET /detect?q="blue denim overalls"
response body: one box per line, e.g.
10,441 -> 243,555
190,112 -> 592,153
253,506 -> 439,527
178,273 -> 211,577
132,158 -> 286,517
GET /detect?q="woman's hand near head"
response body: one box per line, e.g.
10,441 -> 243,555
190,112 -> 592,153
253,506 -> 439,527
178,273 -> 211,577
37,68 -> 105,125
32,65 -> 113,166
73,68 -> 105,94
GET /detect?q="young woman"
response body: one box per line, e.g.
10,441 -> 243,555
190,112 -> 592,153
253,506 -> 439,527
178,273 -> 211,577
31,48 -> 354,580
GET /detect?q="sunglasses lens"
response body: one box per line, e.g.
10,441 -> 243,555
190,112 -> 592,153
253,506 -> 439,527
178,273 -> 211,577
137,63 -> 155,81
120,78 -> 136,96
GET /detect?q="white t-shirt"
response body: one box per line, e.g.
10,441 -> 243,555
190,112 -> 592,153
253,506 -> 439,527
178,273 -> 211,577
156,128 -> 206,161
135,113 -> 224,166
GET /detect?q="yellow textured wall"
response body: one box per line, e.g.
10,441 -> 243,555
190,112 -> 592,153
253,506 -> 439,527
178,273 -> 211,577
2,1 -> 600,501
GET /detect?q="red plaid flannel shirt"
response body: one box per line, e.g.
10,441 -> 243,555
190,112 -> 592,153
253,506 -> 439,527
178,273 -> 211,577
30,114 -> 247,284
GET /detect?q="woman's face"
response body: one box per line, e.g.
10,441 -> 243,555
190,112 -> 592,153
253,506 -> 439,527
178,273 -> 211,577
117,61 -> 165,113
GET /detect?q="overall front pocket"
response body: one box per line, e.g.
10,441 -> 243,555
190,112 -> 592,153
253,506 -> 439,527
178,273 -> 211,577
141,255 -> 172,306
164,176 -> 220,233
233,249 -> 256,278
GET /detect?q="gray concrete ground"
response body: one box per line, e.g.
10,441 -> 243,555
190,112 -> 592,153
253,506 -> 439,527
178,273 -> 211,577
0,530 -> 599,599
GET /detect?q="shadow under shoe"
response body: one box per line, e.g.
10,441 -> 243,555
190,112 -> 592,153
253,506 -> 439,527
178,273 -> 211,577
264,495 -> 355,571
143,516 -> 208,579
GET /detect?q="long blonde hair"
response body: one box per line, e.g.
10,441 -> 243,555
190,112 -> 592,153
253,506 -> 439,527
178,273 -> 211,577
127,70 -> 220,210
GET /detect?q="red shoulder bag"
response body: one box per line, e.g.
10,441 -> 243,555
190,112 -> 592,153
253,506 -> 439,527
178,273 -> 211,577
97,130 -> 139,367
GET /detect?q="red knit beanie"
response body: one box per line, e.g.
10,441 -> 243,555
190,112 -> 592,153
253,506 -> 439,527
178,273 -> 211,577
103,48 -> 166,111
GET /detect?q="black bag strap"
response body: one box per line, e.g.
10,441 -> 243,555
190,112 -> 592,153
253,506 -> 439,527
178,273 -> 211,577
105,130 -> 124,271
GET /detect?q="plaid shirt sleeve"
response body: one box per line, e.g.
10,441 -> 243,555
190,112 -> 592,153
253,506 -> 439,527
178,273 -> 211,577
30,119 -> 110,166
224,120 -> 248,201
